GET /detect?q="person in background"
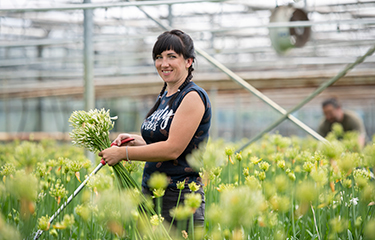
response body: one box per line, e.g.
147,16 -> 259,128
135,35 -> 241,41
99,29 -> 211,230
318,97 -> 367,148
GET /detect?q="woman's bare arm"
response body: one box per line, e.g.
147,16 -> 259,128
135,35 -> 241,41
99,91 -> 205,165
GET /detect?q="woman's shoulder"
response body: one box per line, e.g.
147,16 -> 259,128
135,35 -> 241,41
180,82 -> 210,105
182,82 -> 209,98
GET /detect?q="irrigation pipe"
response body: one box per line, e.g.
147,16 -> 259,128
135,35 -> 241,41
33,160 -> 106,240
236,44 -> 375,153
137,7 -> 326,142
33,138 -> 134,240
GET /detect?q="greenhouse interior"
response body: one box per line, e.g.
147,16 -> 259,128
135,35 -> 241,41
1,0 -> 374,142
1,1 -> 375,240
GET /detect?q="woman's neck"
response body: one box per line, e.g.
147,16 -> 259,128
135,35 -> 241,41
166,77 -> 187,97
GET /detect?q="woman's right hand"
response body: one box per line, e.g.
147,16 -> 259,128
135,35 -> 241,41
112,133 -> 135,147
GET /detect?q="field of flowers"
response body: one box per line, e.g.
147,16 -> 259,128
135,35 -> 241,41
1,125 -> 375,239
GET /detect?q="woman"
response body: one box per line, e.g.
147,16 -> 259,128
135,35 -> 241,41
99,29 -> 211,228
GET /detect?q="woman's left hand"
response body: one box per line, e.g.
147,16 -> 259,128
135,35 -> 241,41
98,147 -> 124,166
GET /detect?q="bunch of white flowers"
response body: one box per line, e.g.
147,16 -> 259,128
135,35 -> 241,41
69,109 -> 118,153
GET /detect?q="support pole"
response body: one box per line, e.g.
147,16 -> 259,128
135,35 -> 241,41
37,46 -> 43,132
236,44 -> 375,152
83,0 -> 96,163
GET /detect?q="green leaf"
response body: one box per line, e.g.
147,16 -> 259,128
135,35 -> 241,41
347,229 -> 353,240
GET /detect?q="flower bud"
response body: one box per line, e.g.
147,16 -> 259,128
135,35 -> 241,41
288,172 -> 296,181
243,168 -> 249,177
170,205 -> 192,220
235,153 -> 242,162
185,193 -> 202,211
342,178 -> 352,189
225,147 -> 234,156
50,229 -> 58,238
148,172 -> 168,190
258,171 -> 266,181
176,180 -> 185,190
38,215 -> 50,231
258,161 -> 270,172
277,160 -> 285,170
188,181 -> 200,192
150,214 -> 164,226
303,162 -> 314,173
251,156 -> 262,165
152,188 -> 165,198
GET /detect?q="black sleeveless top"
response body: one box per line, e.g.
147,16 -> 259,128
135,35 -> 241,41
141,81 -> 211,188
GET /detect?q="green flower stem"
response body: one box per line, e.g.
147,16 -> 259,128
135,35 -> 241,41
227,156 -> 231,183
190,214 -> 195,240
311,204 -> 321,240
169,188 -> 183,232
238,161 -> 241,185
351,175 -> 357,239
156,197 -> 161,216
292,192 -> 296,238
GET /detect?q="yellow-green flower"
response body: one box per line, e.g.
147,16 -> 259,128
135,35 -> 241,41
275,174 -> 288,193
245,176 -> 261,190
49,179 -> 68,204
235,152 -> 242,162
75,204 -> 90,222
176,180 -> 185,190
170,205 -> 192,220
219,186 -> 264,229
250,156 -> 262,165
152,188 -> 165,198
150,214 -> 164,226
0,213 -> 22,240
148,172 -> 168,190
212,167 -> 222,177
206,204 -> 222,224
87,173 -> 112,192
258,161 -> 270,172
355,216 -> 362,228
310,168 -> 328,185
258,171 -> 266,181
185,192 -> 202,211
6,171 -> 38,202
14,141 -> 44,170
225,147 -> 234,156
295,181 -> 318,204
277,160 -> 285,170
364,219 -> 375,240
49,229 -> 58,238
243,168 -> 250,177
0,163 -> 16,176
329,217 -> 347,234
342,178 -> 352,188
361,183 -> 375,203
38,215 -> 50,231
188,181 -> 200,192
353,168 -> 371,189
289,172 -> 296,182
303,162 -> 314,173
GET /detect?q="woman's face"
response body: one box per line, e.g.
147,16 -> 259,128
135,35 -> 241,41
154,50 -> 192,84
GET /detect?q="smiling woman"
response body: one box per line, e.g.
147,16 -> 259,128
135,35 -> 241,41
98,29 -> 212,231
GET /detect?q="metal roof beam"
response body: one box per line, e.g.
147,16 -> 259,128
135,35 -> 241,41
0,0 -> 226,13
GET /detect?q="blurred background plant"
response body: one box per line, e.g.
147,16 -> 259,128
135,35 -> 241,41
0,132 -> 374,239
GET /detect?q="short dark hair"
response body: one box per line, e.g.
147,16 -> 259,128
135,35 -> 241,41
322,97 -> 341,108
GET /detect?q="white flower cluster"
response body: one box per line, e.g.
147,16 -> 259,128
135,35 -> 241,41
68,108 -> 118,153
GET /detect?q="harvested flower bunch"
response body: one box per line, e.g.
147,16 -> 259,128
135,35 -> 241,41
68,108 -> 138,189
68,109 -> 171,239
